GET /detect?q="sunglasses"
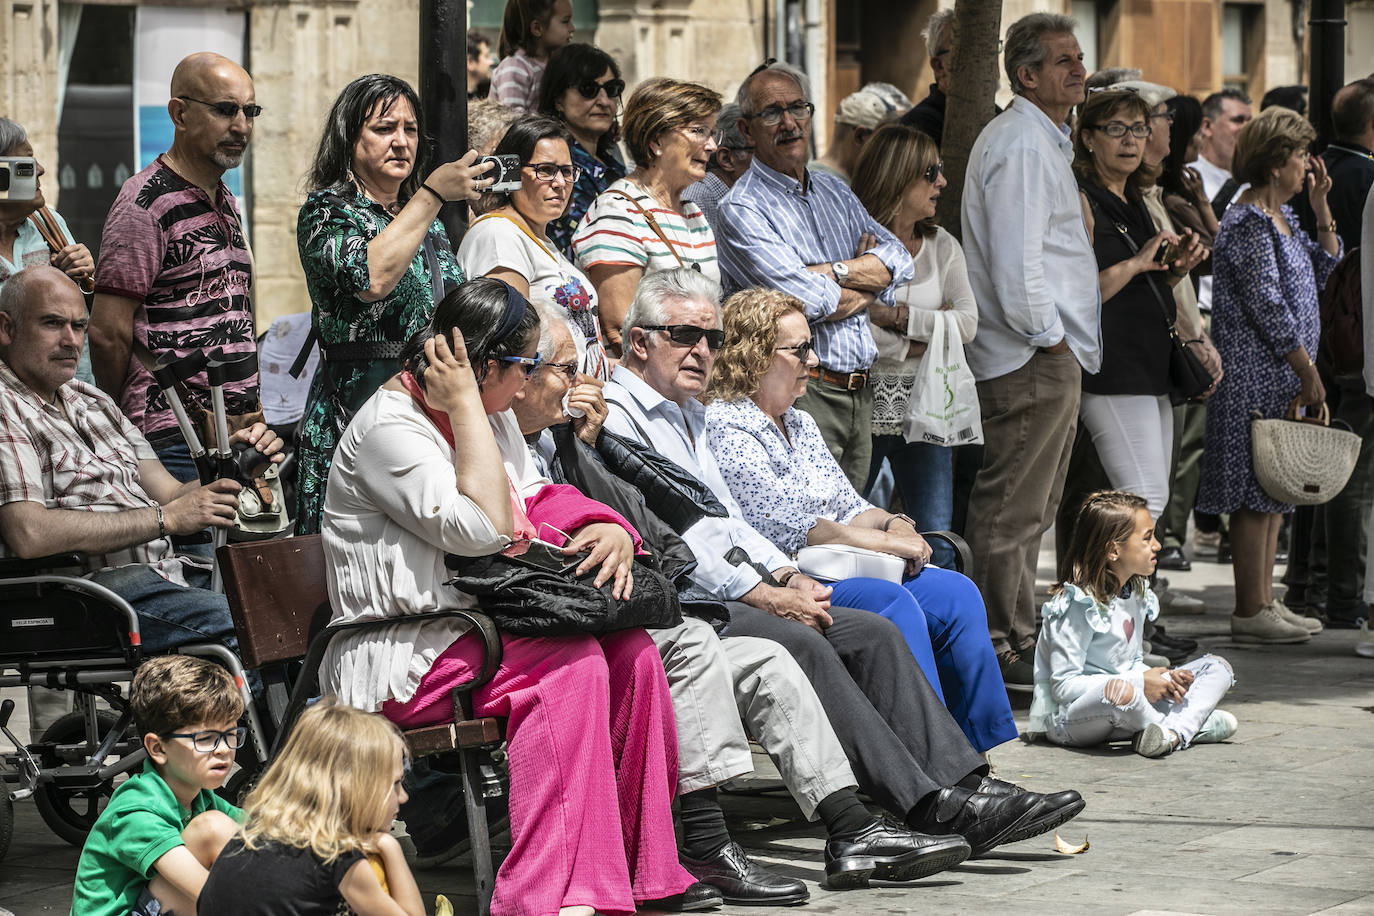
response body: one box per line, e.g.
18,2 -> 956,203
576,77 -> 625,99
775,340 -> 815,360
178,96 -> 263,119
540,359 -> 578,381
641,324 -> 727,350
523,162 -> 582,183
164,727 -> 248,754
500,354 -> 543,376
923,161 -> 944,183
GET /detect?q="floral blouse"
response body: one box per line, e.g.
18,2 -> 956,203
547,140 -> 626,259
703,397 -> 869,556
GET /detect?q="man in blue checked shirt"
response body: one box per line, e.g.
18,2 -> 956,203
715,60 -> 913,489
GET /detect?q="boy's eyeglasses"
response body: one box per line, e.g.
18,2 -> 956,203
500,354 -> 543,376
165,727 -> 247,754
576,77 -> 625,99
540,360 -> 578,381
523,162 -> 583,183
1091,121 -> 1151,138
178,96 -> 263,119
775,340 -> 815,360
640,324 -> 727,350
745,102 -> 816,127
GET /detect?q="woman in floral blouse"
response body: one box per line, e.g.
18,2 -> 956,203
703,288 -> 1017,754
294,74 -> 491,534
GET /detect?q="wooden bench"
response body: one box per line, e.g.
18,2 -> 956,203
218,535 -> 504,913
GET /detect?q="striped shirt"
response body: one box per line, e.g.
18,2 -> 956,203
489,49 -> 545,114
0,360 -> 200,585
571,178 -> 720,282
716,160 -> 912,373
94,157 -> 258,441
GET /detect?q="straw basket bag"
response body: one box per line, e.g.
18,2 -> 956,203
1251,399 -> 1361,505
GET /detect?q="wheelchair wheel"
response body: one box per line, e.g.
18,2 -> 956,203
0,787 -> 12,861
34,710 -> 123,847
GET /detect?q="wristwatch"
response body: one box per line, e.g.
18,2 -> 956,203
831,261 -> 850,284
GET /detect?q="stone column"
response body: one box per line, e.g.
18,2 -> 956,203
1,0 -> 60,200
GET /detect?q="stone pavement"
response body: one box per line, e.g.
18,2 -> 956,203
3,543 -> 1373,915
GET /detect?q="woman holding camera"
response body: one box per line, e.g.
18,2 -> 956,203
293,73 -> 494,535
1072,89 -> 1205,525
0,119 -> 94,292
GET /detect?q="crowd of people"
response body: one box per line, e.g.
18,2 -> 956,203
1,4 -> 1373,914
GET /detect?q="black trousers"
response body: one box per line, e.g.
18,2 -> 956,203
720,602 -> 986,819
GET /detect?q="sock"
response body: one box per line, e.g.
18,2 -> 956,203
816,788 -> 873,841
957,773 -> 984,791
679,787 -> 731,860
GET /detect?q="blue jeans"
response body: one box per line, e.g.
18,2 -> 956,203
867,436 -> 957,569
829,571 -> 1018,753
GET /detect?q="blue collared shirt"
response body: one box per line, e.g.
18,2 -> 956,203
715,159 -> 914,373
602,366 -> 792,602
960,95 -> 1101,381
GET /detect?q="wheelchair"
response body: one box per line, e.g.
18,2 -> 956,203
0,552 -> 270,864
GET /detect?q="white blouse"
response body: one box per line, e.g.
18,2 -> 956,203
319,391 -> 543,711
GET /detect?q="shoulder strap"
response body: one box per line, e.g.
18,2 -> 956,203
472,212 -> 561,265
1085,194 -> 1177,332
1210,178 -> 1239,221
603,188 -> 687,268
28,207 -> 94,293
602,390 -> 655,445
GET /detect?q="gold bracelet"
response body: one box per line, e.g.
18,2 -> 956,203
1317,221 -> 1338,233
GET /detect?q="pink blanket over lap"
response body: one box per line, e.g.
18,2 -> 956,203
524,483 -> 644,553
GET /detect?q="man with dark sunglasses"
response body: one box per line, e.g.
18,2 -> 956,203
90,52 -> 262,489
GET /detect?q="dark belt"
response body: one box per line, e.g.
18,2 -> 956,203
323,340 -> 406,362
808,366 -> 869,391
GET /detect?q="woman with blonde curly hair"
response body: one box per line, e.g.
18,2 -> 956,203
702,288 -> 1017,753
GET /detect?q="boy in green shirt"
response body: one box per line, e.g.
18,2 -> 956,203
71,655 -> 245,916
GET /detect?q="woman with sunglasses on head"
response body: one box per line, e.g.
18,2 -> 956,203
849,123 -> 973,570
572,78 -> 723,357
458,116 -> 610,378
539,43 -> 627,257
293,73 -> 494,535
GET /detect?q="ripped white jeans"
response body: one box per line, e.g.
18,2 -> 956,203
1046,654 -> 1234,749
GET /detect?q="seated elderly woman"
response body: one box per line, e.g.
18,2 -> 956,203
702,288 -> 1018,754
318,277 -> 710,914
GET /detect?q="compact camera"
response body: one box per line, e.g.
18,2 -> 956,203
0,157 -> 39,202
475,153 -> 522,193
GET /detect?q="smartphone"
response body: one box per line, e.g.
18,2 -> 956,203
501,538 -> 585,575
0,157 -> 39,202
475,153 -> 522,193
1154,239 -> 1178,265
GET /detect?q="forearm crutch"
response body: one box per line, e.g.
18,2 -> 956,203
204,350 -> 260,593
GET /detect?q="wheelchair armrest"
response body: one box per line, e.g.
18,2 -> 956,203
0,552 -> 86,577
922,531 -> 972,576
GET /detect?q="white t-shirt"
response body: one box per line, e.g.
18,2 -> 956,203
1186,155 -> 1243,312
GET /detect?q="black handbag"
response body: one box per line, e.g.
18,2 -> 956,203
445,551 -> 684,636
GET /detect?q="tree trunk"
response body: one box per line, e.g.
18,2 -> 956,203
936,0 -> 1005,241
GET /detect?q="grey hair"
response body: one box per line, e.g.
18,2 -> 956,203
716,103 -> 748,150
0,265 -> 70,323
736,60 -> 812,117
621,267 -> 722,348
923,8 -> 955,58
533,300 -> 573,360
1085,67 -> 1141,93
0,117 -> 28,156
1004,12 -> 1078,95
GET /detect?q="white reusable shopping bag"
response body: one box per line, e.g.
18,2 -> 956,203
901,310 -> 983,446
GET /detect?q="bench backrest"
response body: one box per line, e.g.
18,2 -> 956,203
218,535 -> 331,668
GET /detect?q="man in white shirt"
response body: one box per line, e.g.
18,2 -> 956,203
1188,88 -> 1253,313
604,267 -> 1086,878
959,13 -> 1099,688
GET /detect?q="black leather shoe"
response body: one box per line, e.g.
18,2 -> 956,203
975,777 -> 1086,846
917,786 -> 1042,857
681,842 -> 809,906
824,818 -> 970,889
641,882 -> 724,912
1156,545 -> 1191,571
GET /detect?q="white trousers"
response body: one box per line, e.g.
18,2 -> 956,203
1046,654 -> 1234,749
1079,392 -> 1175,519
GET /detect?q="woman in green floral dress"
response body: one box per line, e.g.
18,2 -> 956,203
294,73 -> 494,534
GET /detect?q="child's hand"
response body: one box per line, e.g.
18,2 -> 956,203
1143,667 -> 1185,703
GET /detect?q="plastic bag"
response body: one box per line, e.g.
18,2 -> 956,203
901,310 -> 983,446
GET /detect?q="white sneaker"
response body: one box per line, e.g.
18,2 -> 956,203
1231,603 -> 1312,644
1133,722 -> 1178,758
1274,599 -> 1323,634
1156,583 -> 1207,615
1357,621 -> 1374,658
1191,709 -> 1238,744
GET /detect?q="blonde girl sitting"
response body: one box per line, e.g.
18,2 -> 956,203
198,700 -> 424,916
1028,491 -> 1238,758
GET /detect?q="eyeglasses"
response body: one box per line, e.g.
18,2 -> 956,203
178,96 -> 263,119
680,124 -> 725,146
576,77 -> 625,99
640,324 -> 727,350
523,162 -> 582,183
1091,121 -> 1151,138
745,101 -> 816,127
723,145 -> 755,155
540,359 -> 578,381
1150,110 -> 1176,123
500,354 -> 543,376
775,340 -> 815,360
923,161 -> 944,183
165,727 -> 247,754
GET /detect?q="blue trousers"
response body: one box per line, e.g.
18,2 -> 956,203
829,569 -> 1018,753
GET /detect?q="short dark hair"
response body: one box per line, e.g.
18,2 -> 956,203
1332,79 -> 1374,143
400,277 -> 541,387
1073,89 -> 1156,200
1201,88 -> 1251,122
467,30 -> 490,61
308,74 -> 427,202
538,43 -> 622,149
131,656 -> 243,739
1260,84 -> 1308,116
480,115 -> 577,211
1161,94 -> 1204,198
